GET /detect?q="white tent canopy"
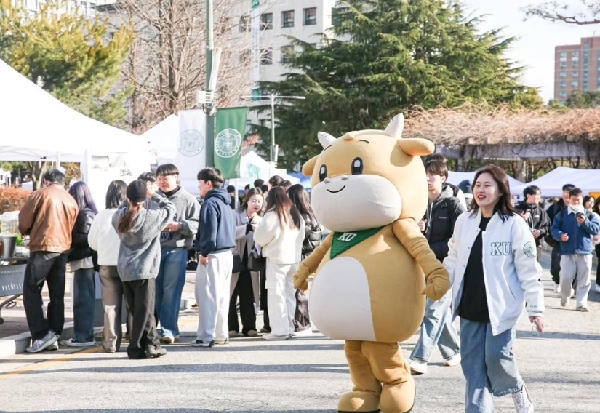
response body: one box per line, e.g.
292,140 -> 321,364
0,59 -> 144,162
512,167 -> 600,197
144,114 -> 179,164
447,171 -> 523,194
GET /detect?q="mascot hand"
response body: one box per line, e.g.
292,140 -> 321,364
293,265 -> 310,291
423,267 -> 450,301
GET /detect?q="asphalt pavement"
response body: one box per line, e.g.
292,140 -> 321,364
0,252 -> 599,413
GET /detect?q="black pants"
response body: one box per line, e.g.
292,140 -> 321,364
23,252 -> 68,340
122,278 -> 159,357
228,269 -> 256,335
259,267 -> 270,331
595,244 -> 600,286
551,245 -> 561,285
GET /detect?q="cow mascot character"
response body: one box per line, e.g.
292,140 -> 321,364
293,114 -> 450,413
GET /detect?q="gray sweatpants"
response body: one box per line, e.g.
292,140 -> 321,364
560,254 -> 592,307
195,250 -> 233,342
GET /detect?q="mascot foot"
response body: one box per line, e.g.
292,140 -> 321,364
338,390 -> 381,413
380,376 -> 416,413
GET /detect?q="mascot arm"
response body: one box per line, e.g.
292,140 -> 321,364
392,218 -> 450,300
293,233 -> 333,291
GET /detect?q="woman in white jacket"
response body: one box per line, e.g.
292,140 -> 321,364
254,186 -> 305,340
444,165 -> 544,413
88,180 -> 127,353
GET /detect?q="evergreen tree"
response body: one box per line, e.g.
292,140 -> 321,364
259,0 -> 543,169
0,0 -> 133,127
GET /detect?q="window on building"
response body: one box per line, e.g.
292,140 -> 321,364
559,91 -> 567,97
281,45 -> 294,63
584,70 -> 589,79
572,60 -> 579,68
572,80 -> 579,87
240,50 -> 251,63
239,14 -> 250,32
572,71 -> 578,77
584,81 -> 589,91
282,10 -> 295,28
584,43 -> 590,49
560,62 -> 567,68
560,71 -> 567,77
304,7 -> 317,25
260,13 -> 273,30
572,51 -> 579,58
260,48 -> 273,65
560,51 -> 567,60
560,81 -> 567,88
332,6 -> 350,26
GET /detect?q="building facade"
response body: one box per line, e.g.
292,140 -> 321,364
554,36 -> 600,103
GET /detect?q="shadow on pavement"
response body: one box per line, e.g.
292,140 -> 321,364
12,362 -> 350,375
4,411 -> 337,413
517,330 -> 600,341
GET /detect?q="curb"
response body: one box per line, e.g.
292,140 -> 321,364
0,322 -> 74,358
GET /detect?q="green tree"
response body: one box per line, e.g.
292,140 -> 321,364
259,0 -> 543,169
565,89 -> 600,107
524,1 -> 600,25
0,0 -> 133,188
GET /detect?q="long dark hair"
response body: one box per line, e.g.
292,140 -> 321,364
69,181 -> 98,214
470,165 -> 515,221
117,202 -> 143,233
288,184 -> 315,221
265,186 -> 301,229
239,187 -> 263,212
105,180 -> 127,209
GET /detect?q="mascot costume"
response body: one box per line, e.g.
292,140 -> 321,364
293,114 -> 450,413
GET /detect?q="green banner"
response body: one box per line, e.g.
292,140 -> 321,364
215,107 -> 248,179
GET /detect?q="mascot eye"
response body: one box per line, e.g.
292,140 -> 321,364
319,164 -> 328,182
351,157 -> 364,175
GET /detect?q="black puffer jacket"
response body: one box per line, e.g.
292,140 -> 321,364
302,214 -> 322,258
423,186 -> 465,262
68,207 -> 96,262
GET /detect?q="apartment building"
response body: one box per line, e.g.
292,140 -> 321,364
554,36 -> 600,103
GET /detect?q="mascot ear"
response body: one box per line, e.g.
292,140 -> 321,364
302,155 -> 319,177
397,138 -> 435,157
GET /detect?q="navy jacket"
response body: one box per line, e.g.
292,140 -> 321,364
551,209 -> 600,255
196,188 -> 235,257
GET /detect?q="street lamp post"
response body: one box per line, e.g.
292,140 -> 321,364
243,94 -> 305,163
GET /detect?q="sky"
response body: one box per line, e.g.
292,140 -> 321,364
461,0 -> 596,102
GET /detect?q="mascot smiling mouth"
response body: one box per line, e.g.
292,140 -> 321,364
327,186 -> 346,194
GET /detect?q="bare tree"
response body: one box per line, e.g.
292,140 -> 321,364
113,0 -> 262,133
524,0 -> 600,25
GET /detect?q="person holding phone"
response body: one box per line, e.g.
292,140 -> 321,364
551,187 -> 600,312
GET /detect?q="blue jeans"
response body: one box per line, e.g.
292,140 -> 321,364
410,292 -> 460,362
72,267 -> 96,343
155,248 -> 188,338
460,319 -> 524,413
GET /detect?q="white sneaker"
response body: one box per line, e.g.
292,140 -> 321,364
554,284 -> 561,293
512,385 -> 534,413
26,331 -> 58,353
262,333 -> 290,341
444,353 -> 461,367
291,328 -> 313,337
409,359 -> 428,375
570,288 -> 575,298
595,284 -> 600,293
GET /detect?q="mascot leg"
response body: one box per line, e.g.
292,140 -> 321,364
338,340 -> 382,413
362,341 -> 415,413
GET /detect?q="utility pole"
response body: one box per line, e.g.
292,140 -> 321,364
205,0 -> 215,167
243,94 -> 305,163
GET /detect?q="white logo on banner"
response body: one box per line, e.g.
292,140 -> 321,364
178,129 -> 204,157
215,128 -> 242,158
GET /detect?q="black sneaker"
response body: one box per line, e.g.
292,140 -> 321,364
191,339 -> 214,348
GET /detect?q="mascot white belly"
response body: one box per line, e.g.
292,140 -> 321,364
309,257 -> 376,341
